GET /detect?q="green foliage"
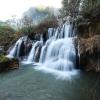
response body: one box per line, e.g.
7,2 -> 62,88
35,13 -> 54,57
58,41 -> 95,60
60,0 -> 81,18
0,55 -> 10,63
0,24 -> 15,45
0,25 -> 15,36
60,0 -> 100,19
81,0 -> 100,13
19,16 -> 58,37
19,26 -> 32,35
0,23 -> 20,51
96,24 -> 100,34
80,0 -> 100,18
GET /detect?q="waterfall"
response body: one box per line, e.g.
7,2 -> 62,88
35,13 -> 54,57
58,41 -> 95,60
35,21 -> 78,79
8,20 -> 78,78
27,41 -> 43,63
7,37 -> 24,58
48,28 -> 56,38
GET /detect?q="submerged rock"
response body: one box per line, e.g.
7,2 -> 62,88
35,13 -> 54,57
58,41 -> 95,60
0,55 -> 19,72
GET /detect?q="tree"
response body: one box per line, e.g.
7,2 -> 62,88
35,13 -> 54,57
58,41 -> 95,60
21,15 -> 33,28
80,0 -> 100,12
60,0 -> 81,18
6,15 -> 22,30
19,7 -> 58,36
22,7 -> 59,25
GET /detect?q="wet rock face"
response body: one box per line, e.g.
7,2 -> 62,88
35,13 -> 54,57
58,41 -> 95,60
22,36 -> 33,57
25,43 -> 32,55
80,54 -> 100,72
0,56 -> 19,72
0,46 -> 4,55
19,41 -> 25,57
77,35 -> 100,72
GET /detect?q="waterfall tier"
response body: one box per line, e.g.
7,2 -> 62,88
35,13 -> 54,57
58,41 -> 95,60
7,37 -> 24,58
27,41 -> 43,63
37,22 -> 76,73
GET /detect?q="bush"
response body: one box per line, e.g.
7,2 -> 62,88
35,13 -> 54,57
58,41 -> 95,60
0,25 -> 15,36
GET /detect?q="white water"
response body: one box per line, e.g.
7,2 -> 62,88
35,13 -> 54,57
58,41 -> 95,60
27,41 -> 43,63
35,22 -> 78,79
7,37 -> 23,58
7,21 -> 78,79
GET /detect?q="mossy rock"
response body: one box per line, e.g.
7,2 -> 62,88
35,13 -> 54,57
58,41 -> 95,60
0,55 -> 10,63
0,55 -> 19,72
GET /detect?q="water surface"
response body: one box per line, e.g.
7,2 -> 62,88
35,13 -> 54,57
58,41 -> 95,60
0,65 -> 100,100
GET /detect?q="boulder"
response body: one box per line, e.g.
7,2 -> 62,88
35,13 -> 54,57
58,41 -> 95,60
0,55 -> 19,72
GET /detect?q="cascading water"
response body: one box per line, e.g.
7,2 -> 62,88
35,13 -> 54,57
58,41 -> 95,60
35,21 -> 78,79
27,41 -> 43,63
7,37 -> 24,58
8,20 -> 78,79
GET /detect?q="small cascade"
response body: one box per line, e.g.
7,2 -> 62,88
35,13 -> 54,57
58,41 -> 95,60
48,28 -> 56,38
39,39 -> 52,63
7,37 -> 24,58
